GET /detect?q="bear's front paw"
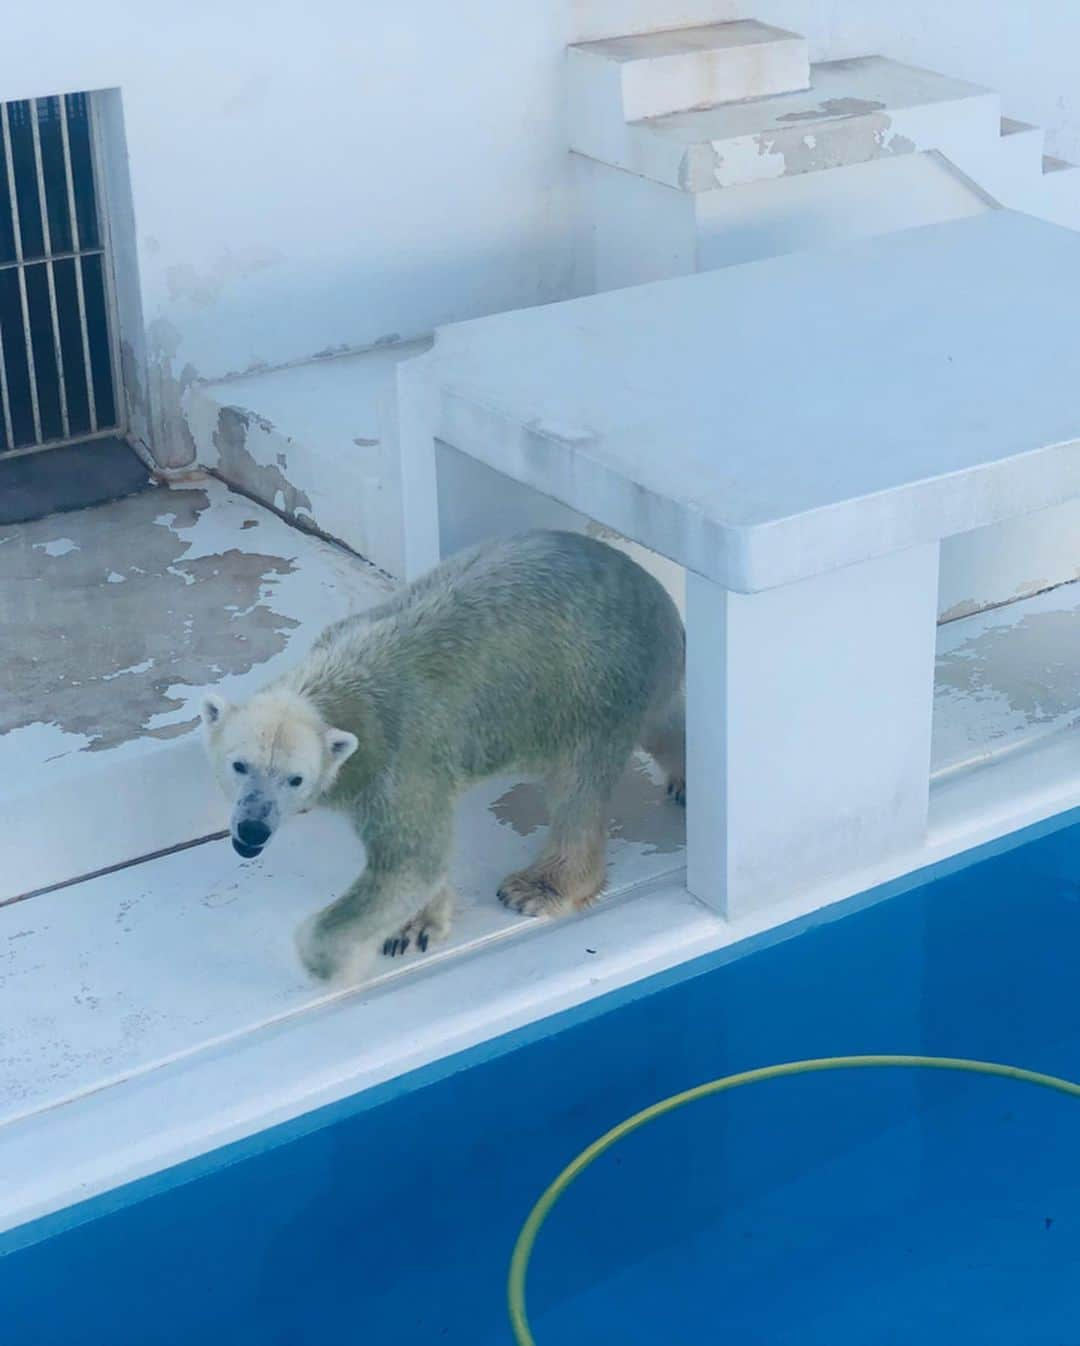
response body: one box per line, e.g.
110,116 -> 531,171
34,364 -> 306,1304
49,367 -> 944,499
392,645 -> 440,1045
295,912 -> 375,983
382,888 -> 455,958
295,912 -> 339,980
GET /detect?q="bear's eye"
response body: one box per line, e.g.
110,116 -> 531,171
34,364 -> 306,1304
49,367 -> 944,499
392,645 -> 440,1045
232,761 -> 248,775
288,775 -> 303,788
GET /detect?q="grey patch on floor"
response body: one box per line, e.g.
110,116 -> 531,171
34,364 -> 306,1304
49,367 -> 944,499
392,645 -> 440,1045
935,609 -> 1080,730
489,756 -> 684,856
0,488 -> 299,753
0,437 -> 151,526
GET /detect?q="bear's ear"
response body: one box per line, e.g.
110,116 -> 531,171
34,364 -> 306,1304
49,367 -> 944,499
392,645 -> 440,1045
325,728 -> 359,765
201,694 -> 231,733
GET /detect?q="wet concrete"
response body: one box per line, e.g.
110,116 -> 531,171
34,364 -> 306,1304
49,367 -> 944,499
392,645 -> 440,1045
0,488 -> 299,752
490,755 -> 684,857
935,608 -> 1080,730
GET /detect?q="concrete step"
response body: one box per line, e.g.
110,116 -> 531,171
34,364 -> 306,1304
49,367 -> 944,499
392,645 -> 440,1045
0,477 -> 394,903
578,148 -> 994,294
186,339 -> 432,579
999,116 -> 1045,170
568,20 -> 808,124
1031,150 -> 1080,229
942,115 -> 1046,206
571,54 -> 999,192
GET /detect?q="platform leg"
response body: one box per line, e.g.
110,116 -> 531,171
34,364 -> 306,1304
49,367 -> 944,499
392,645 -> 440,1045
686,544 -> 940,919
395,352 -> 441,582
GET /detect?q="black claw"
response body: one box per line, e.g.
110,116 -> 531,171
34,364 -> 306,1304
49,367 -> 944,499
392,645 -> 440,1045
382,939 -> 393,956
418,931 -> 430,952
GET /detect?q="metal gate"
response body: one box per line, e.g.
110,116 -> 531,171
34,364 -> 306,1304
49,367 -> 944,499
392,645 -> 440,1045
0,92 -> 121,458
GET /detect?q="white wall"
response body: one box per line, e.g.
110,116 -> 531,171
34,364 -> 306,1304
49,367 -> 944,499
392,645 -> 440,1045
4,0 -> 1080,470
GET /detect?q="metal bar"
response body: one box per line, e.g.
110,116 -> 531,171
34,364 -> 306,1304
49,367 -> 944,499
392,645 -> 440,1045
30,98 -> 69,439
0,246 -> 104,271
87,92 -> 123,436
0,423 -> 119,461
0,101 -> 42,444
0,316 -> 14,450
58,93 -> 97,433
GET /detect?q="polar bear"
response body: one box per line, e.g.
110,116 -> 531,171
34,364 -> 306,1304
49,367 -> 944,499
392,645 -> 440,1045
202,530 -> 685,981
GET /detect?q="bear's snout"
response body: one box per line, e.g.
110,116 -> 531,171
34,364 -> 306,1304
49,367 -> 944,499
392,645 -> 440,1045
233,818 -> 271,858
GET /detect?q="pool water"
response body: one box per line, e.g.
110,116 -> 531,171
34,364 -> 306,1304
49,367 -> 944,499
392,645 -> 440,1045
4,814 -> 1080,1344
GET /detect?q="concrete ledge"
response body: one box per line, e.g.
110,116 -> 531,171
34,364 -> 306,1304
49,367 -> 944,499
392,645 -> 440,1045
430,212 -> 1080,594
186,340 -> 432,578
571,54 -> 998,192
568,20 -> 808,124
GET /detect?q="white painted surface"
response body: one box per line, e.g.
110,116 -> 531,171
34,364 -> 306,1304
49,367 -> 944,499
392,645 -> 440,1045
939,501 -> 1080,622
0,479 -> 392,901
187,339 -> 432,574
686,545 -> 939,916
576,148 -> 992,293
2,0 -> 1078,473
567,21 -> 1080,621
0,757 -> 683,1128
427,212 -> 1080,594
568,20 -> 808,124
1,1 -> 591,468
571,54 -> 997,192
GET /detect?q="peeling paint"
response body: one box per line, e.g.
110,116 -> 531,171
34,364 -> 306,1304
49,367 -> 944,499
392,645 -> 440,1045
757,112 -> 917,180
936,609 -> 1080,729
119,338 -> 150,445
33,539 -> 79,558
776,97 -> 888,123
0,490 -> 300,753
147,318 -> 198,471
212,406 -> 314,525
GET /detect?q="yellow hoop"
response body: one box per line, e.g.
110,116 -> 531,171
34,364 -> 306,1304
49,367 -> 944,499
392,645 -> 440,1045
508,1054 -> 1080,1345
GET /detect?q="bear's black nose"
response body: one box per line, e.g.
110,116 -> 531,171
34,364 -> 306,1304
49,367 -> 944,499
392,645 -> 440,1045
236,819 -> 271,849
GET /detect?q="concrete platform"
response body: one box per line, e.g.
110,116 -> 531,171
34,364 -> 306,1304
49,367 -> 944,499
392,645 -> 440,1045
425,211 -> 1080,595
0,476 -> 394,900
568,20 -> 809,123
0,756 -> 684,1127
571,53 -> 998,192
186,340 -> 432,577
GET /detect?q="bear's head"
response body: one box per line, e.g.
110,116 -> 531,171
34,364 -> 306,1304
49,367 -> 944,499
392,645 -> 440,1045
201,688 -> 358,859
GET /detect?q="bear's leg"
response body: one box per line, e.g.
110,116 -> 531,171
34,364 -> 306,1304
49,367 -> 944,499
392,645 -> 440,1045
641,684 -> 686,806
382,882 -> 455,958
297,809 -> 454,980
497,736 -> 635,917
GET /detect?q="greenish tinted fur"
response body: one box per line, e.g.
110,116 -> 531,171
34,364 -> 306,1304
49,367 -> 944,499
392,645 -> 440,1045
262,531 -> 683,977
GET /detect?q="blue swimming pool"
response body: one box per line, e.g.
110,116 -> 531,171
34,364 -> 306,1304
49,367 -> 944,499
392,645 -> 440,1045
5,812 -> 1080,1345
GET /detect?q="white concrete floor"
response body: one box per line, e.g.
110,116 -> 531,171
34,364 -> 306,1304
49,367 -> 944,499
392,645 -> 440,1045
933,578 -> 1080,776
0,758 -> 685,1127
0,475 -> 395,900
